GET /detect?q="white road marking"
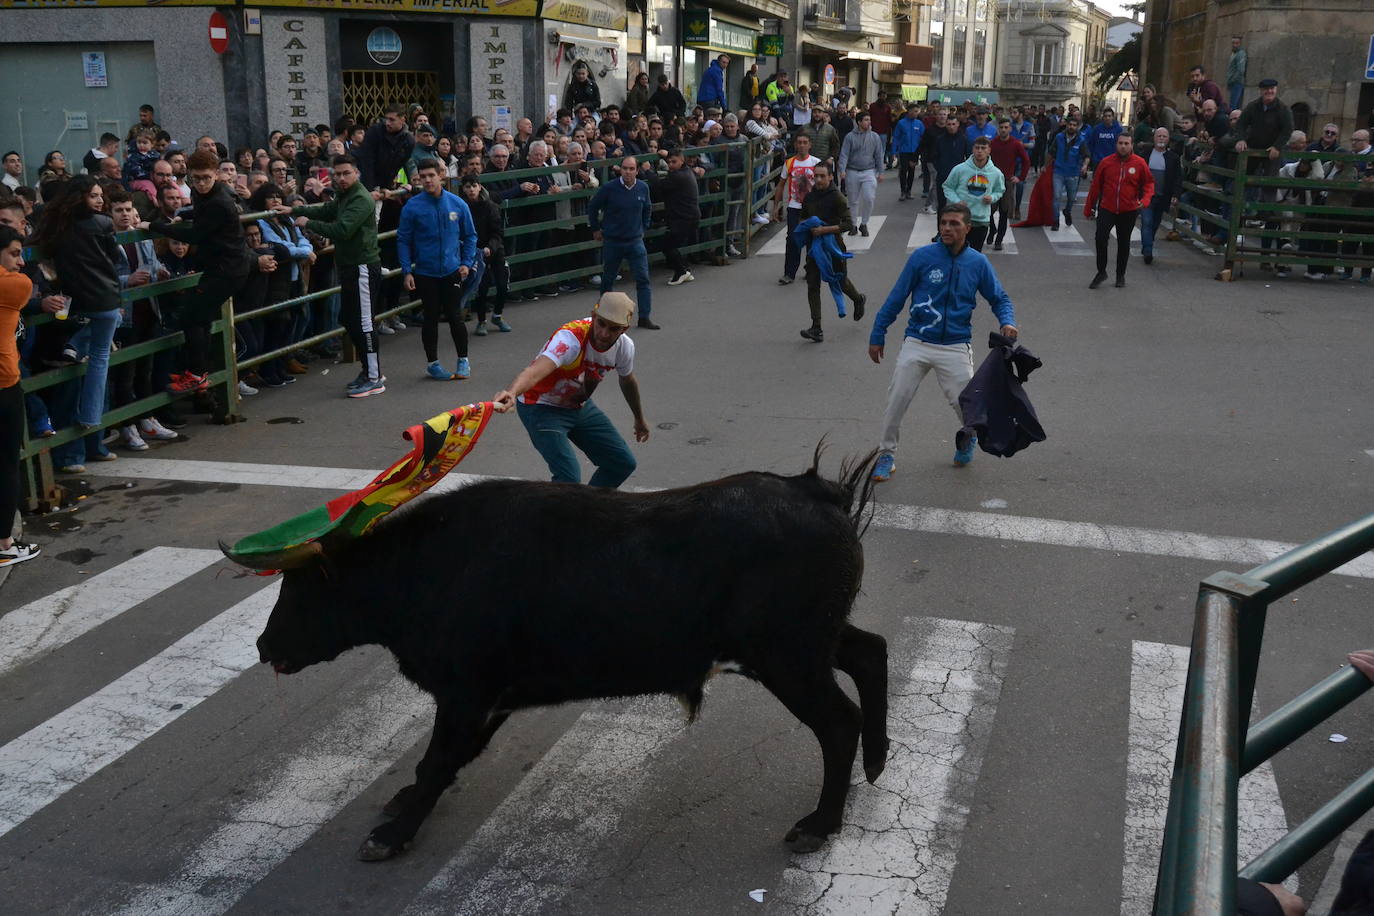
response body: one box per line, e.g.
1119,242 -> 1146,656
1043,222 -> 1094,254
1120,642 -> 1294,916
771,617 -> 1014,915
1364,449 -> 1374,460
403,697 -> 685,916
0,547 -> 222,677
844,215 -> 887,252
996,226 -> 1018,255
84,458 -> 1374,581
0,582 -> 279,838
103,674 -> 433,916
906,212 -> 939,249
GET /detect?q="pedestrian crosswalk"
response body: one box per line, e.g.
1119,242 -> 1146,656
0,542 -> 1324,913
754,215 -> 889,256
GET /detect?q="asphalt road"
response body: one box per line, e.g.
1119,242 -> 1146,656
2,179 -> 1373,916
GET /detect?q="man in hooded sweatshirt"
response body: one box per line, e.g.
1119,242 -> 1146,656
941,136 -> 1005,252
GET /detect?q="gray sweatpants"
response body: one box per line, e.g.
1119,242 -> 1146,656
877,337 -> 974,457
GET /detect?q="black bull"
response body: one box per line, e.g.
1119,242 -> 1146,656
221,454 -> 890,862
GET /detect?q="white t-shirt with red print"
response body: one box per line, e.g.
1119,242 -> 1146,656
783,154 -> 820,209
522,317 -> 636,409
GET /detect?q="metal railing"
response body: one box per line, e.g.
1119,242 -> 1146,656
1175,148 -> 1374,280
18,139 -> 788,509
1153,513 -> 1374,914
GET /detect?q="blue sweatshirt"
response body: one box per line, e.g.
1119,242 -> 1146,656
1086,121 -> 1124,163
965,120 -> 997,144
397,189 -> 477,279
892,116 -> 926,154
587,176 -> 652,242
869,242 -> 1015,347
1053,131 -> 1089,177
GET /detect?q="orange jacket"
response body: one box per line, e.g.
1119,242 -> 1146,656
1085,153 -> 1155,216
0,265 -> 33,388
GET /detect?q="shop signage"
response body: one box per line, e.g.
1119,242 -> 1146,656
2,0 -> 219,7
542,0 -> 626,31
366,26 -> 402,65
262,12 -> 330,137
469,22 -> 525,131
900,85 -> 927,101
226,0 -> 539,14
683,7 -> 710,44
757,34 -> 783,57
683,12 -> 757,55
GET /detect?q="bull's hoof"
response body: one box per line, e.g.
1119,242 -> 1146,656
382,784 -> 417,818
783,827 -> 827,854
864,736 -> 890,784
357,836 -> 405,862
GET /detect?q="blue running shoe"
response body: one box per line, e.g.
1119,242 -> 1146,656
493,317 -> 512,332
871,453 -> 895,482
346,377 -> 386,398
454,357 -> 470,379
954,436 -> 977,466
426,360 -> 454,381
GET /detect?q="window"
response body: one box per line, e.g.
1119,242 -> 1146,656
931,20 -> 944,83
955,0 -> 967,18
974,28 -> 987,85
975,0 -> 987,20
1033,41 -> 1058,74
953,25 -> 967,83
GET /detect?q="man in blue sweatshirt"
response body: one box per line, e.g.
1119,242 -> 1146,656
588,156 -> 657,329
867,202 -> 1018,481
1085,108 -> 1123,168
398,158 -> 480,381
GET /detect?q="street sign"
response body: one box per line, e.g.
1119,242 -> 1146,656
209,11 -> 229,54
1366,35 -> 1374,80
824,63 -> 836,86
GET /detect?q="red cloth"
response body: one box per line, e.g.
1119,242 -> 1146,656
1084,153 -> 1155,216
989,136 -> 1030,182
1013,170 -> 1056,227
869,101 -> 893,134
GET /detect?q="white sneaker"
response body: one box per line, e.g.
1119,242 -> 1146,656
923,204 -> 936,214
238,379 -> 259,396
389,316 -> 406,330
752,213 -> 770,225
589,274 -> 601,285
1304,271 -> 1326,281
668,271 -> 694,286
138,417 -> 179,441
121,424 -> 149,451
376,322 -> 396,335
727,244 -> 742,258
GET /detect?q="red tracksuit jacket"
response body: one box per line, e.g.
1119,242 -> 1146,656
1085,153 -> 1155,216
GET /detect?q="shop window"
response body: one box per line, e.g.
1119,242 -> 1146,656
953,25 -> 967,84
974,29 -> 986,85
931,22 -> 944,83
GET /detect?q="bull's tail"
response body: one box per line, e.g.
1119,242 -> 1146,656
806,441 -> 881,535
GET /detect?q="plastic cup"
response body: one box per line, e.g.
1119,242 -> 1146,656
56,296 -> 71,320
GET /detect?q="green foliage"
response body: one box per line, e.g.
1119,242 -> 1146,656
1094,33 -> 1141,94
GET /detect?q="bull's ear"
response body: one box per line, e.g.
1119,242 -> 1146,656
218,538 -> 324,571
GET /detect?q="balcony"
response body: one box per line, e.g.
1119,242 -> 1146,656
804,0 -> 845,25
878,40 -> 934,81
1001,72 -> 1080,90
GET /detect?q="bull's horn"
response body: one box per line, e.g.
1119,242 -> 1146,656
217,538 -> 324,571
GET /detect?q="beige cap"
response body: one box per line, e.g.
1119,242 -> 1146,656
593,291 -> 635,327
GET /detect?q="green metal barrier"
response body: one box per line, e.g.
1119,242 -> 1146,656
1175,149 -> 1374,279
1153,513 -> 1374,914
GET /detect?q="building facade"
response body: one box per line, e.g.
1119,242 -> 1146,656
781,0 -> 899,105
1140,0 -> 1374,138
994,0 -> 1109,112
920,0 -> 1004,106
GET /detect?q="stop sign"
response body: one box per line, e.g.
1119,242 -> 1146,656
209,11 -> 229,54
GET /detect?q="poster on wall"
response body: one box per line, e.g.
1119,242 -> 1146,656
492,105 -> 512,132
82,51 -> 107,88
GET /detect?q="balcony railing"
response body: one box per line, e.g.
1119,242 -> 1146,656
805,0 -> 845,23
1001,72 -> 1080,90
878,40 -> 934,79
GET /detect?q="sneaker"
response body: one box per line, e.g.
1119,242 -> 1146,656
799,326 -> 823,343
88,450 -> 118,462
637,317 -> 661,330
668,271 -> 694,286
0,542 -> 41,568
473,320 -> 489,337
31,417 -> 55,438
558,282 -> 582,293
43,346 -> 84,368
1050,223 -> 1059,232
589,274 -> 601,285
852,293 -> 866,322
376,321 -> 396,335
727,244 -> 742,258
58,464 -> 86,474
389,316 -> 406,330
454,357 -> 470,379
954,436 -> 977,467
540,286 -> 560,298
1063,208 -> 1073,227
1275,267 -> 1291,278
752,213 -> 770,225
237,379 -> 259,397
1089,271 -> 1107,289
859,224 -> 869,237
286,358 -> 309,375
993,242 -> 1003,251
1115,276 -> 1126,288
848,227 -> 858,236
1013,210 -> 1023,221
1304,271 -> 1326,281
345,371 -> 368,390
168,371 -> 209,394
493,317 -> 512,332
138,417 -> 179,441
521,291 -> 541,302
870,454 -> 894,482
120,424 -> 149,451
923,204 -> 936,214
777,275 -> 795,285
346,377 -> 386,398
426,360 -> 454,381
1143,254 -> 1154,265
260,376 -> 290,389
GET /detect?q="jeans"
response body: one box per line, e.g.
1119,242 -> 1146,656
68,308 -> 120,428
516,399 -> 637,488
600,238 -> 652,320
1229,83 -> 1244,112
1140,194 -> 1169,255
1052,172 -> 1080,226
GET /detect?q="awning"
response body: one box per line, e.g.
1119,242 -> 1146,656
842,49 -> 902,65
929,89 -> 1001,106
